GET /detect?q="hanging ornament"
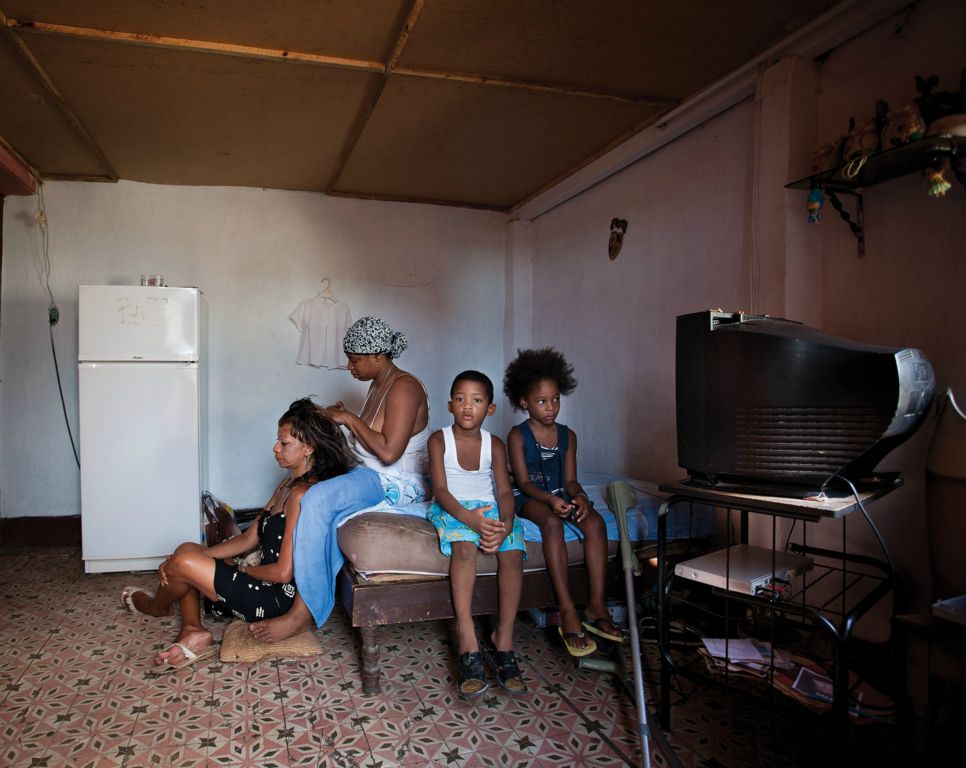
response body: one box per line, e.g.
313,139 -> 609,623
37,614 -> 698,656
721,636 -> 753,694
927,159 -> 952,198
806,188 -> 825,223
608,218 -> 627,260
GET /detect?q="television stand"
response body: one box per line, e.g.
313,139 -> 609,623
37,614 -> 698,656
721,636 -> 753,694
655,480 -> 900,752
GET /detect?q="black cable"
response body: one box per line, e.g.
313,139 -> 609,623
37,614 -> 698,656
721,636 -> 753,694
832,474 -> 895,580
783,519 -> 797,553
35,186 -> 79,468
50,322 -> 80,467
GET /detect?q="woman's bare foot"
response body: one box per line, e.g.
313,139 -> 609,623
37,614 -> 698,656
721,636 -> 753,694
129,589 -> 170,618
250,608 -> 312,644
155,628 -> 214,667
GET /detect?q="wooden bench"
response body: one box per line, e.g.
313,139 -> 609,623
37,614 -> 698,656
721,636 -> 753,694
337,560 -> 623,694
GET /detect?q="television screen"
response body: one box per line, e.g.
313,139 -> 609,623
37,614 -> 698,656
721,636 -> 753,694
676,311 -> 935,496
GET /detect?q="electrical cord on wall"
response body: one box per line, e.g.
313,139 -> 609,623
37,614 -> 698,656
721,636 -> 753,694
35,187 -> 80,468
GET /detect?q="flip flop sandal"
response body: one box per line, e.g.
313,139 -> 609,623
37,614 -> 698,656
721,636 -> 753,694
456,651 -> 489,700
121,586 -> 155,616
160,642 -> 220,670
557,626 -> 597,657
482,645 -> 528,695
582,616 -> 627,644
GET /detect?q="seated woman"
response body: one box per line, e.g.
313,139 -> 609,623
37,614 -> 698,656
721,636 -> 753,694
251,315 -> 430,643
121,398 -> 356,667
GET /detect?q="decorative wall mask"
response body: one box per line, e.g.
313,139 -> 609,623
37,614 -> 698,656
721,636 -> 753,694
608,218 -> 628,260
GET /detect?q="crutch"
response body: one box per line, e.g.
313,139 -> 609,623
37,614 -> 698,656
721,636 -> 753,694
581,481 -> 651,768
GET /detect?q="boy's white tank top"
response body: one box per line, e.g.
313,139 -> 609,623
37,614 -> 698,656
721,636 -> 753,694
442,425 -> 496,503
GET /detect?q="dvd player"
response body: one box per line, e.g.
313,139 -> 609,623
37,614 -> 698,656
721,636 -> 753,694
674,545 -> 813,596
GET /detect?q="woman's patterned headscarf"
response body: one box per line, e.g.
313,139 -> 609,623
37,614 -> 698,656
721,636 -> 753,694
342,316 -> 408,359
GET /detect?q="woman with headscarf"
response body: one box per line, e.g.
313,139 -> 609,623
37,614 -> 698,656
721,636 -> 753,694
325,316 -> 431,506
250,316 -> 431,643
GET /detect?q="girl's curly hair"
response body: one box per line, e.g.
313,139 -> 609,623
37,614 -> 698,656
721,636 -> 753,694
503,347 -> 577,411
279,398 -> 358,484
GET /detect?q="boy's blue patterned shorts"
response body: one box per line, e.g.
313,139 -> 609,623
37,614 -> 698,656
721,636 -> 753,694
427,500 -> 527,558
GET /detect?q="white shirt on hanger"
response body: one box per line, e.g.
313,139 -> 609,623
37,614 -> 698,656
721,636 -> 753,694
288,295 -> 352,369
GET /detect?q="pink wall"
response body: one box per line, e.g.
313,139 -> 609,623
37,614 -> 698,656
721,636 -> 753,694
814,0 -> 966,611
817,0 -> 965,396
527,102 -> 754,482
527,0 -> 963,614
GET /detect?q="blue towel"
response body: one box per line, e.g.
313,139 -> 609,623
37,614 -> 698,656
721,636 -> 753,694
293,465 -> 384,627
370,483 -> 715,544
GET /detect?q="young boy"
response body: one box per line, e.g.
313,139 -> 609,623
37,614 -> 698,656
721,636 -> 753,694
427,370 -> 527,699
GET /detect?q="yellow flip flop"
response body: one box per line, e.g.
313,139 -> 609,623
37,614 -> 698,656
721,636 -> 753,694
558,626 -> 597,657
582,616 -> 627,644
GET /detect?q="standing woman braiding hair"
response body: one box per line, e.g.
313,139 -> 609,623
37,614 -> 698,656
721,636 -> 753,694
322,315 -> 431,506
250,316 -> 432,643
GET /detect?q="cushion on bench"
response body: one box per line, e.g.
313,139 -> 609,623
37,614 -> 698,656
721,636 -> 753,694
337,475 -> 714,578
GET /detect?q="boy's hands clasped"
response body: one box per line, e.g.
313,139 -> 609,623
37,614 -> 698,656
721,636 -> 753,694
471,504 -> 508,554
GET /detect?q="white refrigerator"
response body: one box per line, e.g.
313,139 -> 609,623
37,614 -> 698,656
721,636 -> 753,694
78,285 -> 206,574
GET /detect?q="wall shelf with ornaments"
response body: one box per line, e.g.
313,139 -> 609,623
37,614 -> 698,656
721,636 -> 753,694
786,135 -> 965,257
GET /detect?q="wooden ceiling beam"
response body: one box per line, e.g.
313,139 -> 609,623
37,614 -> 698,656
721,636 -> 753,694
324,0 -> 425,194
1,14 -> 118,181
392,67 -> 674,106
0,134 -> 40,195
327,189 -> 507,213
3,14 -> 672,105
385,0 -> 423,74
4,17 -> 386,73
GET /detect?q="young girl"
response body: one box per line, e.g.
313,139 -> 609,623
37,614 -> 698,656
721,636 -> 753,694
427,370 -> 527,699
121,399 -> 357,668
504,348 -> 624,657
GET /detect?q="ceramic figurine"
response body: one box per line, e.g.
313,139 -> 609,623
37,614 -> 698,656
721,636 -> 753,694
881,102 -> 927,147
842,118 -> 880,162
916,71 -> 966,128
806,188 -> 825,223
926,159 -> 952,198
809,139 -> 843,175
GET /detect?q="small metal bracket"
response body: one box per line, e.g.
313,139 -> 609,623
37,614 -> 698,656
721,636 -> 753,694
825,189 -> 865,258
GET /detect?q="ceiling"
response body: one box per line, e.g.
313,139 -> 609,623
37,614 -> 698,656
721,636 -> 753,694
0,1 -> 838,211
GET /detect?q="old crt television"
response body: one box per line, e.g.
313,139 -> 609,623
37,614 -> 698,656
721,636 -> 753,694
676,311 -> 935,495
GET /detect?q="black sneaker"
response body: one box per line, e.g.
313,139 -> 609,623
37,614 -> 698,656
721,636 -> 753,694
456,651 -> 489,700
482,646 -> 528,696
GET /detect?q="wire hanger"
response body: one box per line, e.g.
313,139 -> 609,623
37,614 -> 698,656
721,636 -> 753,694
317,278 -> 336,303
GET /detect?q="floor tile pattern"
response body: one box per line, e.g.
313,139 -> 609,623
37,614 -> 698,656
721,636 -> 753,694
0,548 -> 912,767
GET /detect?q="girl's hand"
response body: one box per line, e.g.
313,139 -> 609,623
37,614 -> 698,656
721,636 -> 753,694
571,494 -> 590,523
550,496 -> 573,518
158,557 -> 171,587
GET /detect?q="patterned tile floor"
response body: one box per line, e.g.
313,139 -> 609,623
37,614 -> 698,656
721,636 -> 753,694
0,548 -> 915,767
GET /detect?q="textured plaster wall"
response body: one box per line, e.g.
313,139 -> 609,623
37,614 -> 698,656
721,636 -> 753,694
522,0 -> 964,618
811,0 -> 966,612
525,102 -> 754,482
0,181 -> 505,517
